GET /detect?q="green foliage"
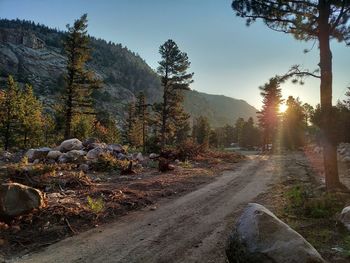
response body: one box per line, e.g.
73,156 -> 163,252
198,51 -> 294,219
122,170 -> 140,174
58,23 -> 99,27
285,185 -> 345,219
91,153 -> 130,172
0,76 -> 22,150
62,14 -> 100,139
282,96 -> 306,149
87,196 -> 104,213
257,77 -> 283,150
71,114 -> 95,140
192,116 -> 211,149
176,139 -> 202,161
19,84 -> 44,148
6,162 -> 56,178
0,76 -> 44,150
179,160 -> 193,169
156,39 -> 193,149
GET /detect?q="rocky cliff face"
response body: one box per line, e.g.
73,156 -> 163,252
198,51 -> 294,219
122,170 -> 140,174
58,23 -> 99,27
0,28 -> 45,49
0,19 -> 257,127
0,29 -> 66,99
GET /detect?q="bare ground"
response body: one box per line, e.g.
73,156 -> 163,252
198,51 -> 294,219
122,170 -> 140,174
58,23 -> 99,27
9,154 -> 282,263
8,150 -> 348,263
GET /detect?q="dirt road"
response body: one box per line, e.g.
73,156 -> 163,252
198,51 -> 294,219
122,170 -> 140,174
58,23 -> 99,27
13,154 -> 280,263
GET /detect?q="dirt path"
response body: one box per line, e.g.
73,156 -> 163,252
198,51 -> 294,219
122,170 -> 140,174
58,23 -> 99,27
12,154 -> 280,263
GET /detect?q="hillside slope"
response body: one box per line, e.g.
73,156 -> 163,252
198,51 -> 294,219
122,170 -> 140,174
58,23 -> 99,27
0,19 -> 257,127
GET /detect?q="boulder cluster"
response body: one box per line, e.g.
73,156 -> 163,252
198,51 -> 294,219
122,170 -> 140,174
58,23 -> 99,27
24,138 -> 146,171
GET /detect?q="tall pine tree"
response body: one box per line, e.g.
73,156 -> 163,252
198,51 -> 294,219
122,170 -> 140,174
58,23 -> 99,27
20,84 -> 43,148
63,14 -> 99,139
157,39 -> 194,149
0,76 -> 22,150
258,77 -> 283,151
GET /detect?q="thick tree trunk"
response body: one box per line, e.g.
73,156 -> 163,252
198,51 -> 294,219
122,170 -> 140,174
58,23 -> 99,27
318,1 -> 340,190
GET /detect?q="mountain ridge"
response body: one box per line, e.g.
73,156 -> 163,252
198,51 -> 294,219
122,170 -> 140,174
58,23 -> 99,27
0,18 -> 257,127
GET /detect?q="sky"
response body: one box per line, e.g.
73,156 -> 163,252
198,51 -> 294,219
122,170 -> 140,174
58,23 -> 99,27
0,0 -> 349,109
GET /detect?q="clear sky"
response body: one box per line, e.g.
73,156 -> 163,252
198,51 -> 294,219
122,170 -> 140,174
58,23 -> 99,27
0,0 -> 349,109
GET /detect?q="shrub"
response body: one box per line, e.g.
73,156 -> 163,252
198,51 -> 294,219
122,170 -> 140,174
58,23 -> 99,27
91,153 -> 130,172
285,185 -> 345,219
87,196 -> 104,213
176,140 -> 202,161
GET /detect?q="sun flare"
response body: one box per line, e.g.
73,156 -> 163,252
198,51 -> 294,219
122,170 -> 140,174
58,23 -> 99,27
279,104 -> 288,113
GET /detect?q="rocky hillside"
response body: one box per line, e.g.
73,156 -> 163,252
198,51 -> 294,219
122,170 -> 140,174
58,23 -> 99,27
0,19 -> 257,127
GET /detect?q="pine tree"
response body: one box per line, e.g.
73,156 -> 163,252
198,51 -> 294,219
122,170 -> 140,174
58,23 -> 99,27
257,77 -> 283,151
126,101 -> 142,147
193,116 -> 211,149
63,14 -> 99,139
136,92 -> 151,152
0,76 -> 22,150
231,0 -> 350,190
20,84 -> 43,148
282,96 -> 306,149
233,118 -> 245,145
157,39 -> 194,149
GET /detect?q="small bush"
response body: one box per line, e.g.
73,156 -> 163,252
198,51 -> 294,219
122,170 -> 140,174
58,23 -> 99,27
285,185 -> 345,219
179,160 -> 193,168
91,153 -> 130,172
176,140 -> 202,161
87,196 -> 104,213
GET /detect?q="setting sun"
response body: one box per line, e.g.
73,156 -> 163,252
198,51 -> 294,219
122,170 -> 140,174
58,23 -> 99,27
279,103 -> 288,113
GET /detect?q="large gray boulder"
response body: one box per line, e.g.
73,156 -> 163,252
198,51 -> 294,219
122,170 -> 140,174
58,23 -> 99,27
340,206 -> 350,231
59,138 -> 83,152
0,183 -> 45,218
58,150 -> 86,164
46,150 -> 62,160
86,147 -> 109,162
226,203 -> 325,263
25,147 -> 51,162
107,144 -> 126,155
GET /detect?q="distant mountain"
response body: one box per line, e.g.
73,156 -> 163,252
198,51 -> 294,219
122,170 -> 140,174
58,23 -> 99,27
0,19 -> 257,127
184,91 -> 257,127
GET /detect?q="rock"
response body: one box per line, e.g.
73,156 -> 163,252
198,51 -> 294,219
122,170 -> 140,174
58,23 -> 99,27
107,144 -> 125,154
25,147 -> 51,162
149,153 -> 159,159
135,152 -> 144,162
0,183 -> 45,218
59,138 -> 83,153
117,153 -> 128,161
226,203 -> 325,263
46,150 -> 62,160
86,147 -> 109,161
82,137 -> 100,148
59,150 -> 86,163
78,164 -> 89,172
0,151 -> 12,162
340,206 -> 350,231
